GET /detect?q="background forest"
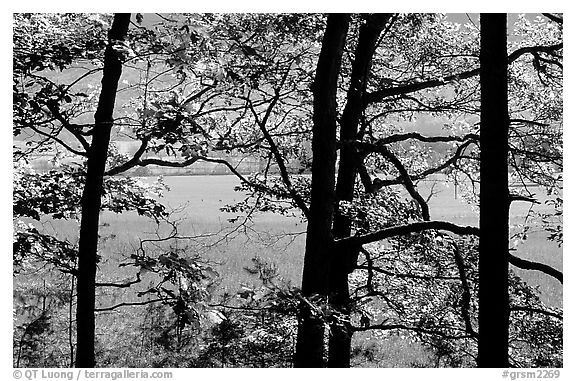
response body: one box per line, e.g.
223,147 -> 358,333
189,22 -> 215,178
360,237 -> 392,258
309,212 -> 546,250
12,13 -> 562,368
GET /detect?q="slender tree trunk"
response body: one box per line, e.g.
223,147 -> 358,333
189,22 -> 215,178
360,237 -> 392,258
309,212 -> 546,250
294,13 -> 350,368
75,13 -> 131,368
68,274 -> 75,367
329,14 -> 391,368
477,13 -> 510,367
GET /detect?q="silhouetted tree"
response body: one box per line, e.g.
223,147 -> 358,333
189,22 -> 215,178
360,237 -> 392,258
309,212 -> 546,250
75,13 -> 131,367
329,13 -> 393,368
477,13 -> 510,367
294,13 -> 350,368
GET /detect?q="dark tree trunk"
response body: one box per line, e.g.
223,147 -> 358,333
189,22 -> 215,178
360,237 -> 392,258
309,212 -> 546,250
478,13 -> 510,367
329,14 -> 391,368
75,13 -> 131,368
294,13 -> 350,368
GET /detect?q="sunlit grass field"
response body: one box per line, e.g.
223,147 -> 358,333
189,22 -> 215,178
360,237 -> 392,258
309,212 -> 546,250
100,175 -> 561,366
18,174 -> 562,367
87,174 -> 562,317
122,175 -> 560,305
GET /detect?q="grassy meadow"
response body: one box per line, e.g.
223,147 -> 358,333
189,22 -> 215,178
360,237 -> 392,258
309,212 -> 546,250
15,174 -> 562,367
102,174 -> 562,367
125,175 -> 560,305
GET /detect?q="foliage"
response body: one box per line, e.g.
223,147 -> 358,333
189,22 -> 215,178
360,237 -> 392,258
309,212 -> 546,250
14,311 -> 54,367
12,12 -> 562,368
345,195 -> 562,366
192,257 -> 299,367
94,256 -> 299,368
13,274 -> 75,367
12,158 -> 168,275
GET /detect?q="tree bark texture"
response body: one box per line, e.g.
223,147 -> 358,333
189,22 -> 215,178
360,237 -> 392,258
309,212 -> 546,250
75,13 -> 131,368
478,13 -> 510,368
294,13 -> 350,368
329,14 -> 392,368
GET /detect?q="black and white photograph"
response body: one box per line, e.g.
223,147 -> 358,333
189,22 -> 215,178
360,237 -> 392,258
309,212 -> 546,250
11,9 -> 565,373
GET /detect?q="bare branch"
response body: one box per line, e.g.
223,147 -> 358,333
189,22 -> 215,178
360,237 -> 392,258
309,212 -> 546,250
373,132 -> 479,145
338,220 -> 562,283
452,243 -> 478,339
95,298 -> 172,312
508,253 -> 563,284
509,194 -> 540,204
105,138 -> 149,176
336,221 -> 480,248
246,70 -> 311,218
376,144 -> 431,220
542,13 -> 563,25
26,123 -> 88,157
95,272 -> 141,288
127,156 -> 200,168
45,101 -> 92,152
181,85 -> 214,107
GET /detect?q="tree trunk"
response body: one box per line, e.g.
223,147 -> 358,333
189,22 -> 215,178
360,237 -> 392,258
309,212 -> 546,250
75,13 -> 131,368
478,13 -> 510,367
329,14 -> 391,368
294,13 -> 350,368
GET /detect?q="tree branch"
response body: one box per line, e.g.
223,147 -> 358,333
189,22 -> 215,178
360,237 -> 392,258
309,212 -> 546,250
105,138 -> 149,176
365,43 -> 562,105
246,70 -> 310,218
376,144 -> 431,220
336,221 -> 480,248
510,305 -> 562,320
509,194 -> 540,204
413,140 -> 477,179
508,253 -> 563,284
95,272 -> 141,288
45,101 -> 92,152
373,132 -> 479,145
452,243 -> 478,339
355,264 -> 459,281
337,221 -> 563,283
356,138 -> 477,194
26,123 -> 88,157
352,321 -> 474,340
95,298 -> 172,312
542,13 -> 563,25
